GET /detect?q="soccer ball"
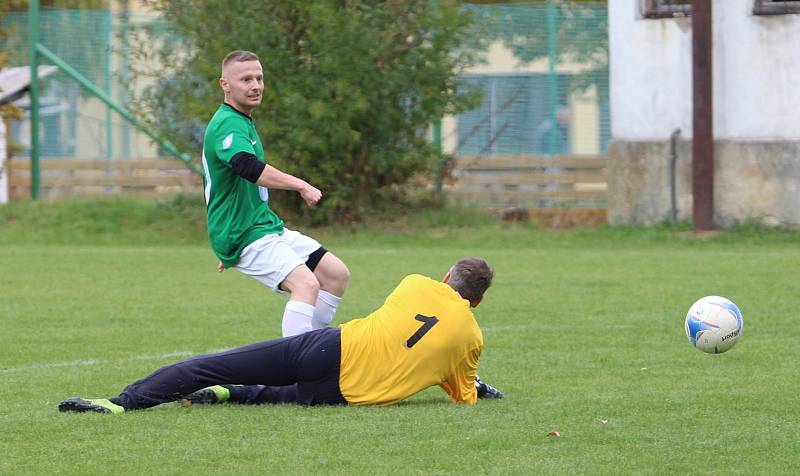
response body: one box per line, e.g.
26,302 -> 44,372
684,296 -> 744,354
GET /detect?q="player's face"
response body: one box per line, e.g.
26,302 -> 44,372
220,60 -> 263,115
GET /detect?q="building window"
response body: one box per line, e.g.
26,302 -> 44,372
642,0 -> 692,18
753,0 -> 800,15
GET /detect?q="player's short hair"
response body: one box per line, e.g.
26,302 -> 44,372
448,257 -> 494,304
221,50 -> 260,72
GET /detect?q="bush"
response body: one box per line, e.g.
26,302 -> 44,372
128,0 -> 480,222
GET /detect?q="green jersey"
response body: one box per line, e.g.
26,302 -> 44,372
201,103 -> 284,268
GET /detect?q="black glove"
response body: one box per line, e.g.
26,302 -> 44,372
475,375 -> 505,399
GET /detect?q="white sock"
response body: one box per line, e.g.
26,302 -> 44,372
282,301 -> 315,337
311,290 -> 342,329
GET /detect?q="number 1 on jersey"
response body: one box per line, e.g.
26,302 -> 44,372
405,314 -> 439,348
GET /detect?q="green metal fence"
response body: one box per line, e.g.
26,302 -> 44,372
2,2 -> 610,203
456,2 -> 610,157
3,6 -> 188,156
4,7 -> 130,159
2,4 -> 196,198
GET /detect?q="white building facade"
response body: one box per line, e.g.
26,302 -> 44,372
608,0 -> 800,226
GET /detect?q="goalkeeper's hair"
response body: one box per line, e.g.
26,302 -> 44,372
222,50 -> 260,71
448,258 -> 494,304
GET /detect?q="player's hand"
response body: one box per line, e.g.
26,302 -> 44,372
298,183 -> 322,206
217,261 -> 225,273
476,376 -> 505,399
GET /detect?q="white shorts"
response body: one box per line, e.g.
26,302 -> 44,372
234,228 -> 323,294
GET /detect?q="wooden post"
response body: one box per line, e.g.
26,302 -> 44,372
692,0 -> 714,231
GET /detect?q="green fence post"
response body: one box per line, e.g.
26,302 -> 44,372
547,0 -> 559,155
35,44 -> 200,174
28,0 -> 40,200
103,9 -> 113,160
433,119 -> 443,204
120,5 -> 132,157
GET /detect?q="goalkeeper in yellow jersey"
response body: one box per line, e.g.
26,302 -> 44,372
58,258 -> 503,414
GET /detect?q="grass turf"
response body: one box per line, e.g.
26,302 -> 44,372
1,198 -> 799,474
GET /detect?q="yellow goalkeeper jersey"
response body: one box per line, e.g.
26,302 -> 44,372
338,274 -> 483,405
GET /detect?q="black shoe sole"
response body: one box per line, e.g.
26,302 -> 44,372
182,388 -> 220,405
58,397 -> 113,413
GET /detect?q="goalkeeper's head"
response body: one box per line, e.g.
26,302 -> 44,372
444,258 -> 494,308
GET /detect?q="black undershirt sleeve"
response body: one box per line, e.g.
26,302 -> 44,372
230,152 -> 266,183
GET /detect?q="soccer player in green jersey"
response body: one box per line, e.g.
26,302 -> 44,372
202,50 -> 350,337
58,258 -> 504,414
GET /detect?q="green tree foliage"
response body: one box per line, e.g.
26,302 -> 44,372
127,0 -> 479,221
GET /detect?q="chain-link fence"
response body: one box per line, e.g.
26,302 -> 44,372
455,2 -> 609,157
1,7 -> 168,160
4,3 -> 610,158
446,2 -> 609,209
2,2 -> 610,206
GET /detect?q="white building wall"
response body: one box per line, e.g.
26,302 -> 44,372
715,2 -> 800,139
609,0 -> 692,140
610,0 -> 800,141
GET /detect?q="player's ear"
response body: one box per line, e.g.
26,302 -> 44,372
219,77 -> 229,93
469,297 -> 482,308
443,271 -> 451,284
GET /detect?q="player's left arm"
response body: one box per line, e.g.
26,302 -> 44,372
439,347 -> 481,404
254,164 -> 321,206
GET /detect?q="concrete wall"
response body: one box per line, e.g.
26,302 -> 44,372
608,139 -> 800,227
608,0 -> 800,226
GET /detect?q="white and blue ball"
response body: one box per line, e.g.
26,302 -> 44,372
685,296 -> 743,354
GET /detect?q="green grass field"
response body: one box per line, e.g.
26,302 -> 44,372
2,198 -> 799,474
